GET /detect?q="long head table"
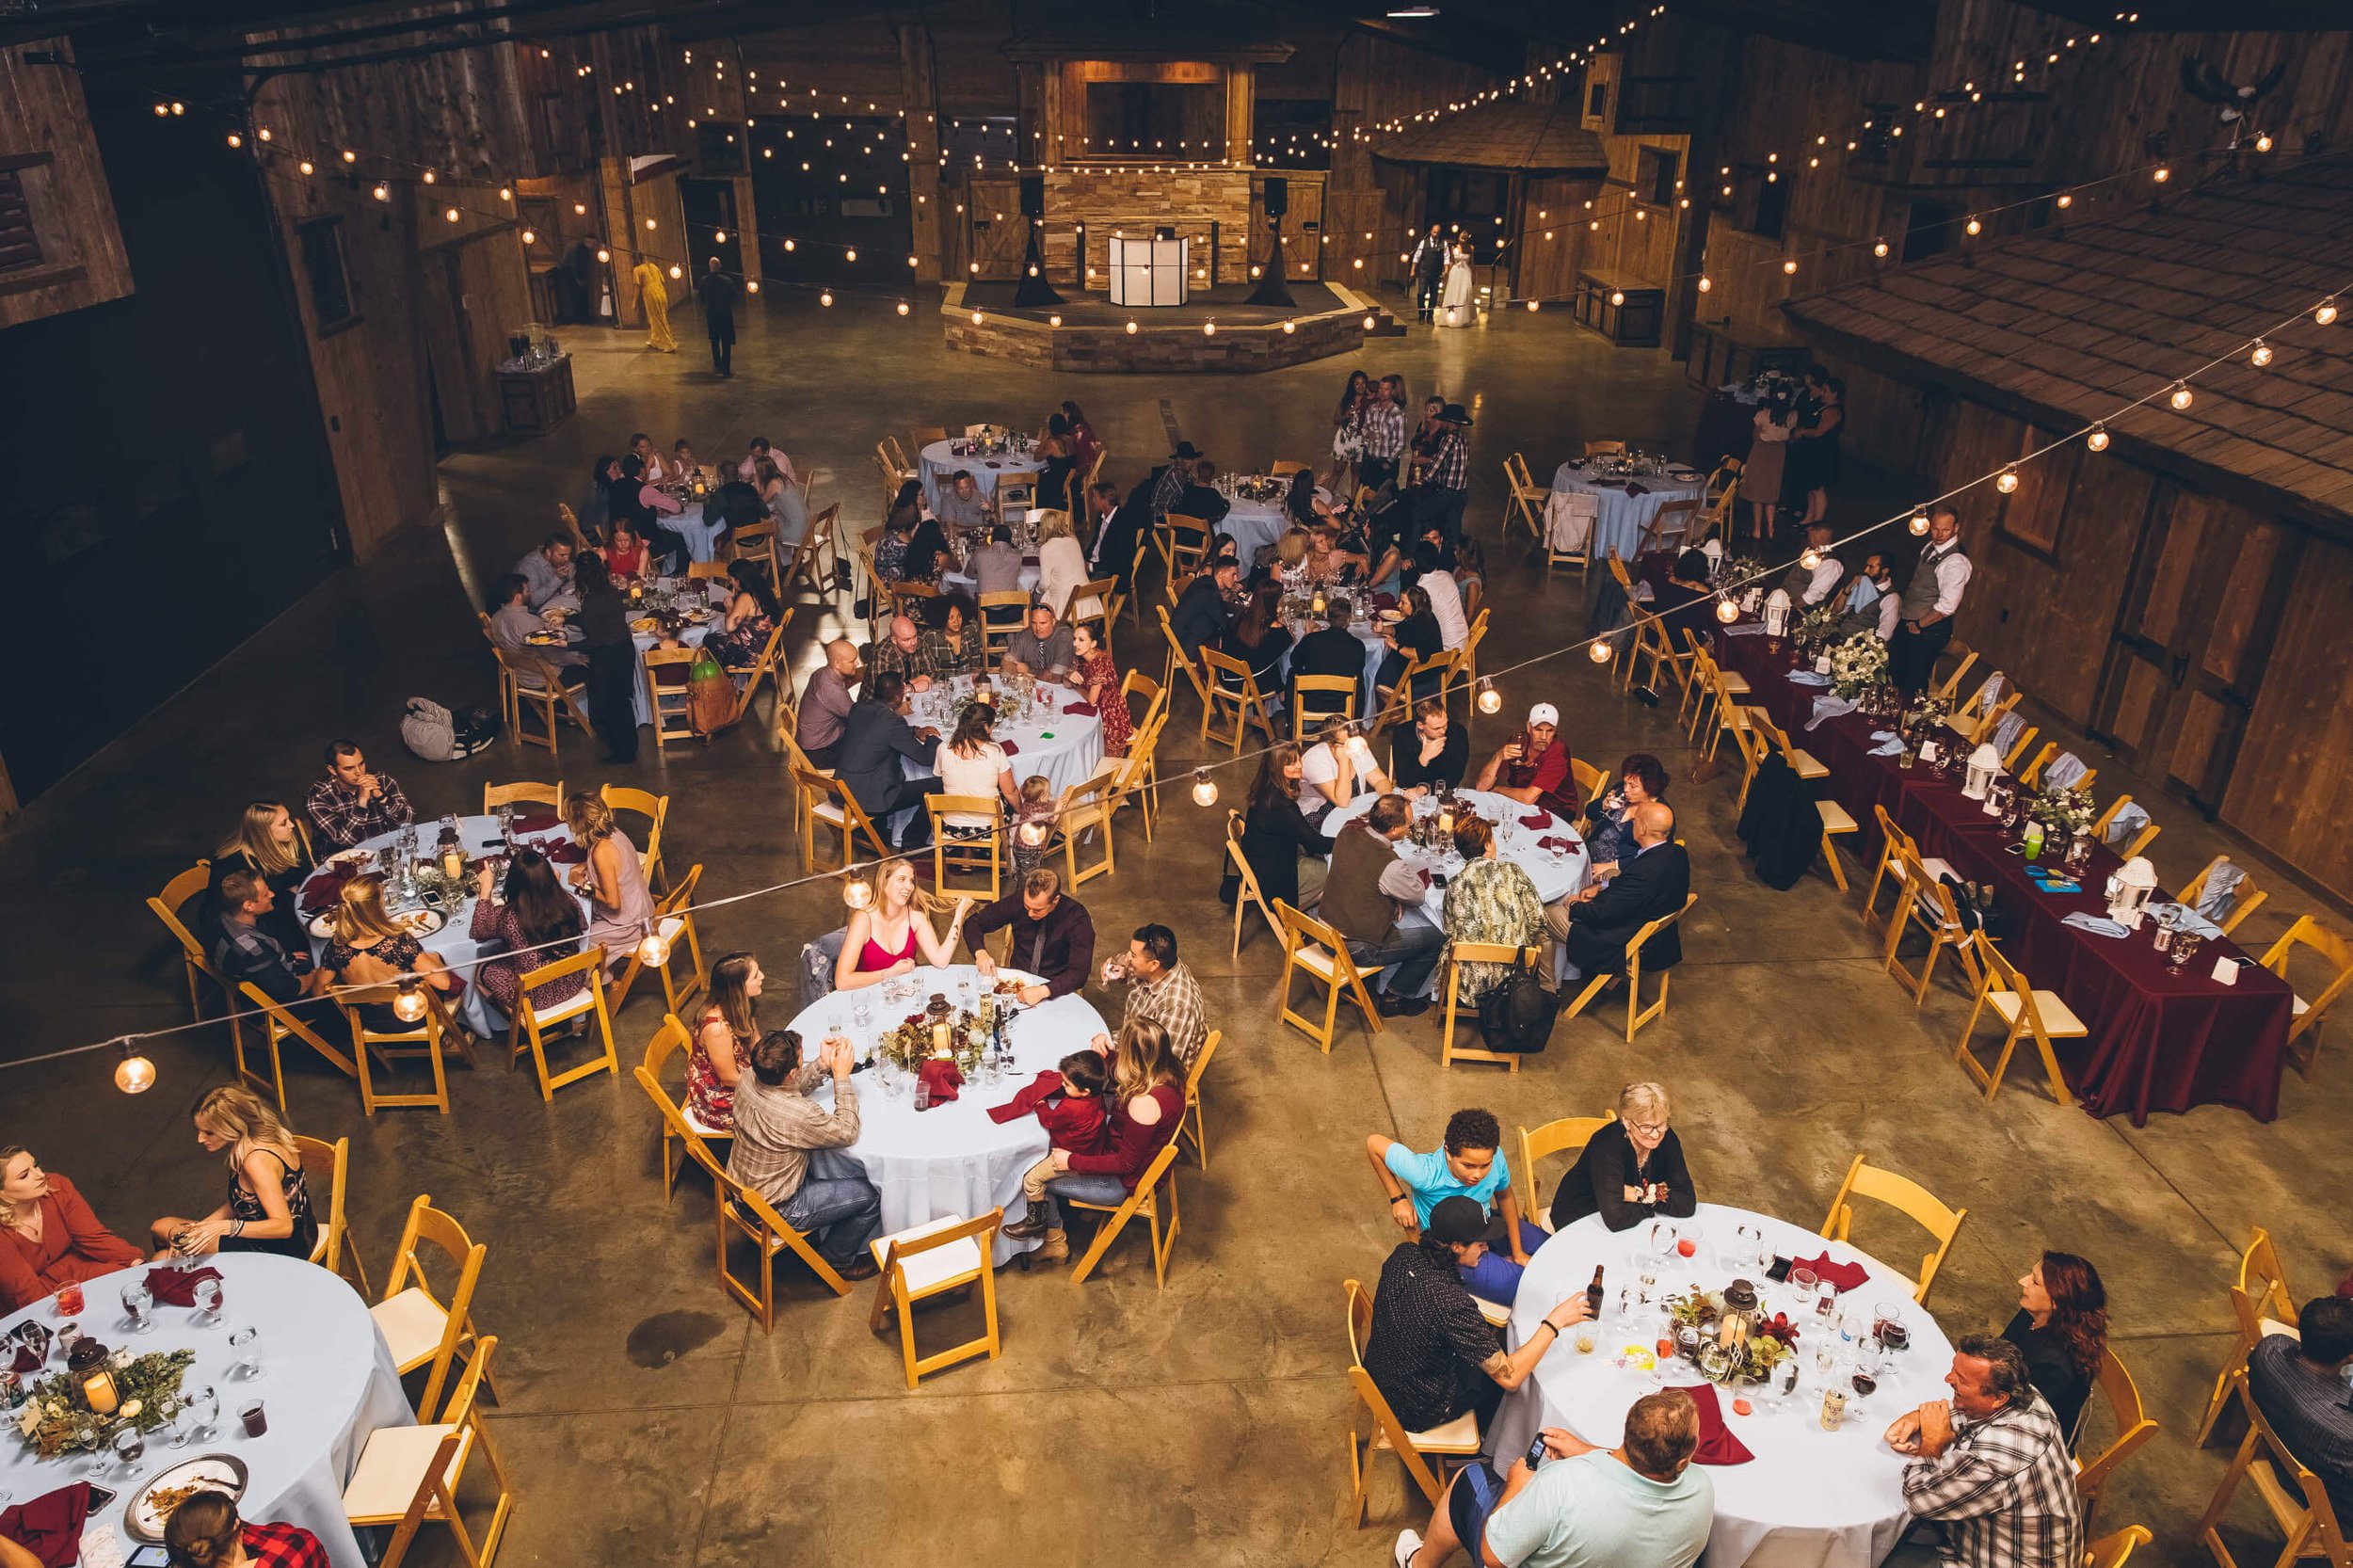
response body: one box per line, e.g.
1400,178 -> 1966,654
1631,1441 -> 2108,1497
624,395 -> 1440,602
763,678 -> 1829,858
1716,627 -> 2293,1124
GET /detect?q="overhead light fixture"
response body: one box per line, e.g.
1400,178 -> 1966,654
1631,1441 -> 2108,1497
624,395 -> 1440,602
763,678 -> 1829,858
1385,4 -> 1439,14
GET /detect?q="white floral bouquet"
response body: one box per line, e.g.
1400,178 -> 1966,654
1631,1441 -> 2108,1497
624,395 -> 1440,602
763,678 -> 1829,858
1828,631 -> 1888,697
1719,553 -> 1769,593
2026,784 -> 2097,839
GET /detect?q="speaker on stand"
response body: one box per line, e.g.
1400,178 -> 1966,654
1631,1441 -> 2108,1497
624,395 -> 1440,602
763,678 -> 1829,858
1246,176 -> 1295,308
1014,172 -> 1064,308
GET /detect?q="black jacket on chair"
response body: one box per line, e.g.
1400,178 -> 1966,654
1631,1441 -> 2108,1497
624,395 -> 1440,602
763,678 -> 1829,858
1562,841 -> 1691,977
1736,754 -> 1821,891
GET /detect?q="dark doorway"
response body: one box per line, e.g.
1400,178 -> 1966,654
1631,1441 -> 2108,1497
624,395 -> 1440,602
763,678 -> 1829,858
749,115 -> 913,292
1422,168 -> 1511,263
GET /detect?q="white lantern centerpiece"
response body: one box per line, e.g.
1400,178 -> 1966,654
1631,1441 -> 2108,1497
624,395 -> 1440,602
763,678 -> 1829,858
1963,744 -> 2003,800
2105,856 -> 2159,929
1762,588 -> 1792,639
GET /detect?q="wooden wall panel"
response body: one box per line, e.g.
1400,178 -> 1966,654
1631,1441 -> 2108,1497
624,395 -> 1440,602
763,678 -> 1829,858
0,39 -> 134,328
1326,31 -> 1496,285
2223,534 -> 2353,903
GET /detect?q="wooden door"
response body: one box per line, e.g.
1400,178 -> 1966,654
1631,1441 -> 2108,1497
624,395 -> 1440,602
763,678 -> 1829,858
2089,485 -> 2300,814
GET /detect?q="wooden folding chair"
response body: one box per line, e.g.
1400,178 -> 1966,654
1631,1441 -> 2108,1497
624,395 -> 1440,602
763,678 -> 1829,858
929,797 -> 1004,900
723,608 -> 794,726
2014,741 -> 2058,789
608,864 -> 707,1016
686,560 -> 732,584
1291,675 -> 1358,739
910,424 -> 948,448
1199,648 -> 1277,753
712,1160 -> 853,1329
1448,609 -> 1490,702
642,647 -> 699,751
1066,575 -> 1118,654
1053,773 -> 1123,888
1545,489 -> 1597,575
151,861 -> 233,1038
592,784 -> 669,896
1068,1141 -> 1181,1287
1952,932 -> 2081,1106
1560,892 -> 1696,1043
1818,1153 -> 1966,1304
997,476 -> 1036,514
1884,848 -> 1973,1005
796,768 -> 890,872
2195,1228 -> 2298,1448
1178,1028 -> 1222,1170
2086,1528 -> 2153,1568
635,1012 -> 731,1203
1518,1112 -> 1617,1234
234,982 -> 359,1097
1583,440 -> 1625,457
1752,711 -> 1853,890
504,948 -> 618,1101
1156,605 -> 1213,711
496,648 -> 594,756
2089,795 -> 2162,861
1501,454 -> 1547,545
346,987 -> 465,1117
1225,811 -> 1287,957
978,590 -> 1030,663
2001,723 -> 2041,773
1699,456 -> 1742,543
1345,1278 -> 1482,1525
2260,916 -> 2353,1078
1439,942 -> 1532,1072
1274,900 -> 1385,1051
1929,644 -> 1982,705
482,780 -> 563,816
1625,613 -> 1696,698
1638,497 -> 1702,556
1569,759 -> 1609,804
1863,806 -> 1929,930
2076,1345 -> 2158,1544
371,1193 -> 499,1420
1121,526 -> 1156,628
1160,513 -> 1212,591
785,504 -> 842,597
293,1133 -> 372,1296
728,517 -> 782,594
1373,649 -> 1451,739
866,1210 -> 1003,1388
2198,1376 -> 2353,1568
342,1335 -> 513,1568
2179,855 -> 2267,938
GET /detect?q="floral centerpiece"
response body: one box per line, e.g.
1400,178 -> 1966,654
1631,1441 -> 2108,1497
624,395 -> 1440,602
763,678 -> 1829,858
1795,601 -> 1842,652
1828,632 -> 1888,698
1665,1288 -> 1800,1385
1903,691 -> 1954,732
877,998 -> 994,1074
15,1347 -> 194,1459
1718,554 -> 1769,596
2025,783 -> 2097,840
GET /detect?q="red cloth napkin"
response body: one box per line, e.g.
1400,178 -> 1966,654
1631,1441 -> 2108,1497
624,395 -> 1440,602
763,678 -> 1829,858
1668,1384 -> 1755,1464
917,1057 -> 964,1105
1371,592 -> 1399,611
511,811 -> 559,833
1519,812 -> 1550,828
1064,702 -> 1096,716
1537,836 -> 1581,854
525,836 -> 586,866
999,741 -> 1020,757
987,1069 -> 1065,1124
1791,1253 -> 1871,1293
144,1263 -> 223,1307
0,1484 -> 91,1568
8,1342 -> 39,1373
300,862 -> 358,915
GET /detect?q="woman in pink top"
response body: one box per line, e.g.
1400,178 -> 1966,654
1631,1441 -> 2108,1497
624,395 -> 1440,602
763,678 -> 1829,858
833,860 -> 970,991
1026,1019 -> 1185,1264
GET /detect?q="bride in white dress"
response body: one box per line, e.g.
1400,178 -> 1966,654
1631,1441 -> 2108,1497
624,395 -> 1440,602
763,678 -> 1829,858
1437,243 -> 1474,326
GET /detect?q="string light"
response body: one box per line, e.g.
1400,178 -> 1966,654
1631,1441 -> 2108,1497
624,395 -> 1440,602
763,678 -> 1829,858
2086,424 -> 2110,452
297,160 -> 314,175
392,978 -> 426,1023
636,923 -> 670,967
1782,259 -> 1798,276
1715,596 -> 1740,624
1281,319 -> 1296,333
1203,320 -> 1216,336
1476,679 -> 1502,713
841,868 -> 875,909
896,301 -> 909,315
1799,546 -> 1822,570
1697,276 -> 1712,293
2168,381 -> 2193,410
971,310 -> 984,324
2318,298 -> 2341,327
1190,769 -> 1218,808
1588,640 -> 1615,664
1873,240 -> 1890,258
1126,321 -> 1139,335
1909,508 -> 1931,536
820,291 -> 834,307
372,184 -> 390,201
113,1042 -> 156,1096
2249,339 -> 2273,367
1526,299 -> 1539,312
1995,467 -> 2021,493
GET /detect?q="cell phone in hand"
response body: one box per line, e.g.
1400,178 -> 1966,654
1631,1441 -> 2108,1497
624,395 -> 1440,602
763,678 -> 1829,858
129,1546 -> 172,1568
1524,1434 -> 1550,1471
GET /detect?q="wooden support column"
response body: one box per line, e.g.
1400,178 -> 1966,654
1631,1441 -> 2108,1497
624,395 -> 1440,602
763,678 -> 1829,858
730,175 -> 761,283
1225,66 -> 1255,168
899,22 -> 943,282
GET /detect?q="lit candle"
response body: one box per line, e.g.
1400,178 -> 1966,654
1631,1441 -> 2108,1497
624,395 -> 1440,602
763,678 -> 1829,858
1437,808 -> 1454,836
932,1022 -> 951,1056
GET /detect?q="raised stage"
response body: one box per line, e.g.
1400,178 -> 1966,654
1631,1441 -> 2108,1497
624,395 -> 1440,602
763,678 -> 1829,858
940,280 -> 1399,373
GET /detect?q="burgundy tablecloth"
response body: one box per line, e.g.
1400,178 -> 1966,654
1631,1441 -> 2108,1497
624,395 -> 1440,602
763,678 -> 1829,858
1718,630 -> 2292,1124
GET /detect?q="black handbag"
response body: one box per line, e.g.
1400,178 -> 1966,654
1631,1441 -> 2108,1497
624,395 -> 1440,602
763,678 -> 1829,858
1477,947 -> 1560,1053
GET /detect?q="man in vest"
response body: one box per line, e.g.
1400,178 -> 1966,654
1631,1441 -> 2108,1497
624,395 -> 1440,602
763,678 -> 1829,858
1892,508 -> 1971,694
1324,793 -> 1447,1017
1836,552 -> 1899,641
1777,520 -> 1843,608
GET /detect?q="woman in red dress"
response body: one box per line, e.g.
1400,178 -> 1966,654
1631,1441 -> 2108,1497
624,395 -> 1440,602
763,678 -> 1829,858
1069,622 -> 1133,757
832,860 -> 968,992
0,1145 -> 142,1313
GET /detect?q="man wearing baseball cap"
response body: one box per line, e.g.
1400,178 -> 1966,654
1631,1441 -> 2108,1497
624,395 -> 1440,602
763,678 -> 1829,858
1360,1194 -> 1593,1441
1477,703 -> 1580,817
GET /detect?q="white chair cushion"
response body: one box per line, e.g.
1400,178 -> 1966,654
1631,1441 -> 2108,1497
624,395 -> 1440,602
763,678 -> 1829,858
1475,1296 -> 1512,1328
2261,1317 -> 2300,1340
1719,673 -> 1752,694
531,988 -> 598,1025
343,1420 -> 470,1518
656,915 -> 686,943
369,1288 -> 449,1369
1293,944 -> 1341,979
1988,988 -> 2089,1036
810,802 -> 845,824
870,1215 -> 986,1295
1790,748 -> 1829,779
1381,1408 -> 1483,1455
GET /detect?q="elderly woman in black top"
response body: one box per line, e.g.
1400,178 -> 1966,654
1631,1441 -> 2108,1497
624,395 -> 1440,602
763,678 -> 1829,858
1584,753 -> 1669,883
1547,1080 -> 1698,1232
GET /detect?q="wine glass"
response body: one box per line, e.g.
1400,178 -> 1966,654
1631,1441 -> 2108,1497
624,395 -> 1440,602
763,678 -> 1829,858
1646,1220 -> 1678,1262
72,1422 -> 103,1475
1871,1300 -> 1904,1350
193,1273 -> 224,1326
111,1423 -> 146,1478
184,1384 -> 220,1444
120,1281 -> 154,1334
227,1324 -> 262,1381
1849,1340 -> 1889,1421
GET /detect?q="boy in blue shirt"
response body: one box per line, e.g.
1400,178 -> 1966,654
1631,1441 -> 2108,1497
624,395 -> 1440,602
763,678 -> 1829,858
1369,1108 -> 1547,1304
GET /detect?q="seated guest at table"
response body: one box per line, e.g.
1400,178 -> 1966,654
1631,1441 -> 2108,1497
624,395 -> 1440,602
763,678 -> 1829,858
1300,716 -> 1392,821
1035,507 -> 1095,624
1393,700 -> 1469,796
1152,441 -> 1199,516
937,704 -> 1018,831
1363,1195 -> 1593,1437
1028,1018 -> 1185,1265
1416,543 -> 1470,651
1779,520 -> 1843,606
1082,479 -> 1134,581
0,1144 -> 144,1313
968,867 -> 1094,1003
599,517 -> 652,580
795,640 -> 863,767
1290,597 -> 1366,687
305,740 -> 414,852
1173,456 -> 1231,527
1220,581 -> 1294,690
149,1085 -> 317,1263
688,952 -> 761,1131
1888,1334 -> 2083,1568
320,874 -> 453,1029
1476,703 -> 1577,816
515,532 -> 578,612
936,470 -> 992,534
874,510 -> 914,582
2002,1252 -> 2108,1443
1069,622 -> 1131,756
705,559 -> 781,670
1442,817 -> 1546,1002
1240,744 -> 1331,911
1375,585 -> 1447,700
1586,753 -> 1668,881
902,515 -> 954,584
1370,1108 -> 1544,1304
1326,794 -> 1447,1016
712,472 -> 761,561
1547,802 -> 1687,989
1399,1390 -> 1713,1568
580,455 -> 619,538
209,869 -> 327,1012
996,1048 -> 1112,1244
203,801 -> 313,953
2247,1296 -> 2353,1528
1005,603 -> 1077,680
1454,538 -> 1486,625
967,524 -> 1026,600
1286,468 -> 1342,530
885,476 -> 925,532
487,572 -> 587,680
1839,552 -> 1901,641
922,593 -> 985,680
837,673 -> 945,852
632,431 -> 670,487
1549,1081 -> 1697,1232
868,614 -> 938,691
1173,557 -> 1241,667
747,436 -> 797,487
163,1490 -> 331,1568
1101,923 -> 1209,1071
564,792 -> 653,979
836,858 -> 966,990
1630,550 -> 1717,708
1061,401 -> 1099,470
569,553 -> 637,763
727,1029 -> 881,1280
1305,524 -> 1367,585
466,847 -> 584,1024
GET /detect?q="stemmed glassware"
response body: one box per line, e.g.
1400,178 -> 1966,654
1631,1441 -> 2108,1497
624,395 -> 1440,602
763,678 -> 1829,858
227,1325 -> 263,1381
193,1273 -> 225,1327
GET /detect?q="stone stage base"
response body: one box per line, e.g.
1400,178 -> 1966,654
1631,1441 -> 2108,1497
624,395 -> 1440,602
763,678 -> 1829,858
939,280 -> 1396,373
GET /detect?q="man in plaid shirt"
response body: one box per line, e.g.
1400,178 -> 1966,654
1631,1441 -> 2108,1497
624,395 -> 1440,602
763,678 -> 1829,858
1889,1334 -> 2083,1568
303,740 -> 414,851
1103,922 -> 1209,1071
1357,376 -> 1408,493
1411,403 -> 1473,551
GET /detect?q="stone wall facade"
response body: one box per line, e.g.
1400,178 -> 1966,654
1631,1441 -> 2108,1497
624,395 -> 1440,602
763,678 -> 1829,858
1041,168 -> 1256,287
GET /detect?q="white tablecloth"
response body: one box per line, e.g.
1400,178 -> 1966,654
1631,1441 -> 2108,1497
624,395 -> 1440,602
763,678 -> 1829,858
0,1255 -> 412,1568
1321,788 -> 1590,921
1549,463 -> 1705,562
626,616 -> 713,728
1493,1203 -> 1956,1568
904,678 -> 1105,802
667,503 -> 728,564
784,965 -> 1110,1263
1275,620 -> 1389,715
918,441 -> 1044,513
1218,498 -> 1289,564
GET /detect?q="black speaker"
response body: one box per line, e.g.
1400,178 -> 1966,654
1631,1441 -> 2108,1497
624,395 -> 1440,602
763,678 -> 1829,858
1264,176 -> 1289,216
1020,174 -> 1045,219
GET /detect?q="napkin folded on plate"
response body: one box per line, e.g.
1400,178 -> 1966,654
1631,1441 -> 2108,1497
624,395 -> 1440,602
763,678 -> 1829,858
1867,738 -> 1904,757
2063,912 -> 2131,938
1790,1252 -> 1870,1293
511,811 -> 560,834
0,1484 -> 91,1568
916,1057 -> 963,1105
1519,813 -> 1550,829
1722,623 -> 1767,637
1667,1384 -> 1755,1464
1063,702 -> 1096,716
144,1263 -> 224,1307
301,861 -> 360,915
1787,670 -> 1832,688
1000,741 -> 1020,757
1625,482 -> 1650,497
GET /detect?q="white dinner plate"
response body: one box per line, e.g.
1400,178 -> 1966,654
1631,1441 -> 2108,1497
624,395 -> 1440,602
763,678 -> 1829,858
125,1451 -> 248,1541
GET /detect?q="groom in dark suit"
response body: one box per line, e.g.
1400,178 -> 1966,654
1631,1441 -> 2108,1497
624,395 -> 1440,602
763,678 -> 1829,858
1547,802 -> 1691,987
1409,225 -> 1447,325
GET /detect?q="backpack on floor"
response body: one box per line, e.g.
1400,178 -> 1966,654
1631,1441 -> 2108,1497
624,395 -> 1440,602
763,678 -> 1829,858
400,696 -> 497,761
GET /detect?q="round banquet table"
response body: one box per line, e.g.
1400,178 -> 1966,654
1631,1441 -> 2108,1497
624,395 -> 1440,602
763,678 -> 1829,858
904,676 -> 1106,802
1218,497 -> 1289,564
1492,1203 -> 1957,1568
665,502 -> 729,563
782,964 -> 1112,1263
917,440 -> 1044,513
1321,788 -> 1591,923
299,813 -> 589,1037
1275,618 -> 1388,712
1549,461 -> 1706,562
0,1255 -> 412,1568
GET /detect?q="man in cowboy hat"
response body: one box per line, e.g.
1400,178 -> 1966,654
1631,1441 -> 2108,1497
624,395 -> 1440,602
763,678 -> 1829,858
1153,440 -> 1205,518
1412,403 -> 1474,551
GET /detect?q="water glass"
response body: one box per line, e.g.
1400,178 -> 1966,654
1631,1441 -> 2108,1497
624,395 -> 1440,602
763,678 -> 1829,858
193,1274 -> 224,1325
120,1282 -> 154,1334
184,1384 -> 220,1443
111,1423 -> 145,1475
73,1423 -> 103,1474
227,1325 -> 262,1381
1813,1277 -> 1839,1320
1646,1220 -> 1678,1260
853,1000 -> 874,1032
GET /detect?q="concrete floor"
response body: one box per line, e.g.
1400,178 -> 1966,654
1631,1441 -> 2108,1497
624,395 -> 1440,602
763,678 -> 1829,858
4,286 -> 2346,1566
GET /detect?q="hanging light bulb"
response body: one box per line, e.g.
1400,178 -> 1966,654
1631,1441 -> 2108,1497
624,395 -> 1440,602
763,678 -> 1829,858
1190,769 -> 1219,808
846,248 -> 857,262
2249,339 -> 2273,367
498,186 -> 513,202
637,921 -> 671,967
444,207 -> 461,223
2168,381 -> 2193,410
821,290 -> 834,306
1588,638 -> 1615,664
1126,321 -> 1139,335
421,169 -> 435,184
114,1041 -> 156,1096
1048,313 -> 1063,327
2316,298 -> 2340,327
596,248 -> 611,263
1714,595 -> 1740,625
1873,240 -> 1890,258
1782,259 -> 1798,275
1475,679 -> 1503,714
297,160 -> 315,175
970,310 -> 984,324
2087,424 -> 2110,452
2056,193 -> 2073,209
1203,320 -> 1216,336
257,128 -> 272,142
2254,132 -> 2274,152
1799,546 -> 1822,570
341,149 -> 358,165
2152,167 -> 2169,184
372,184 -> 390,201
392,978 -> 427,1023
1995,467 -> 2021,494
1909,507 -> 1931,536
1526,299 -> 1540,312
227,133 -> 243,148
520,229 -> 537,246
841,869 -> 875,910
1697,276 -> 1712,293
667,264 -> 683,279
896,301 -> 910,315
1363,314 -> 1377,329
1016,819 -> 1052,850
1965,217 -> 1982,235
784,238 -> 797,252
746,280 -> 759,294
1281,319 -> 1296,334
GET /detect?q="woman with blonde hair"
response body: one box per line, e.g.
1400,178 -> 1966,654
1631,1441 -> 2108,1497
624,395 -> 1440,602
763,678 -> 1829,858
202,801 -> 312,951
835,859 -> 968,991
319,875 -> 451,1030
1032,504 -> 1097,625
564,792 -> 653,974
0,1144 -> 143,1313
1546,1080 -> 1698,1233
150,1085 -> 318,1262
688,951 -> 761,1130
1009,1017 -> 1185,1261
